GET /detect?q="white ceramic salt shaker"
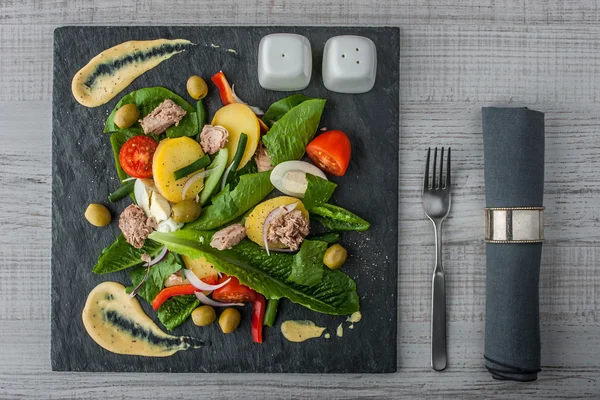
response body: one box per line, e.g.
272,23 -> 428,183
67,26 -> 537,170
322,35 -> 377,94
258,33 -> 312,91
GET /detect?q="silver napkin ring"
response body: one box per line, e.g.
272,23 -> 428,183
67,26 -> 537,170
485,207 -> 545,243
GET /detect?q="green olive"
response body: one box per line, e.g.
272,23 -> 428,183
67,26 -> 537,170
191,305 -> 216,327
171,200 -> 202,223
186,75 -> 208,100
323,244 -> 348,270
219,308 -> 241,334
84,203 -> 112,227
114,103 -> 140,129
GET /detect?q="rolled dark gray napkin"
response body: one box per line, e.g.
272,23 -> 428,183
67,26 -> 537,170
482,107 -> 545,382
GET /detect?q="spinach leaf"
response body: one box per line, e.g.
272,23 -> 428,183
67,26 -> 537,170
262,94 -> 313,127
262,99 -> 326,166
104,87 -> 198,138
149,230 -> 359,315
307,232 -> 340,244
127,253 -> 183,303
157,295 -> 199,331
225,159 -> 258,190
185,171 -> 274,230
92,235 -> 163,274
302,174 -> 337,210
310,203 -> 371,232
287,240 -> 327,287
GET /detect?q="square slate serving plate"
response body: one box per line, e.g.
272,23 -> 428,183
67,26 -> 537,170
51,26 -> 399,373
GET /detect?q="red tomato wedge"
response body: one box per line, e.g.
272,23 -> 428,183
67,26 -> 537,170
306,130 -> 352,176
119,135 -> 157,178
212,275 -> 256,303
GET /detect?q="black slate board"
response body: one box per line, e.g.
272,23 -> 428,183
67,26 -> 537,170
51,26 -> 399,373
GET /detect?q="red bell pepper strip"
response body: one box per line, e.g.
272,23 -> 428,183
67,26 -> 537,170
152,284 -> 198,310
211,71 -> 269,133
211,71 -> 237,106
251,293 -> 267,343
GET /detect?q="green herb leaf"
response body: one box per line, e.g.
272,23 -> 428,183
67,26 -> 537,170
128,253 -> 183,303
225,158 -> 258,190
92,235 -> 163,274
157,295 -> 200,331
261,94 -> 313,127
307,232 -> 340,244
185,171 -> 273,230
302,174 -> 337,210
262,99 -> 326,166
105,87 -> 198,138
149,230 -> 359,315
309,203 -> 371,232
287,240 -> 327,287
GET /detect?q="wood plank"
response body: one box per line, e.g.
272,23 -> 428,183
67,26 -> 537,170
2,1 -> 600,27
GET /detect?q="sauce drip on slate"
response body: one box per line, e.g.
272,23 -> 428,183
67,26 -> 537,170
280,320 -> 326,343
82,281 -> 202,356
72,39 -> 192,107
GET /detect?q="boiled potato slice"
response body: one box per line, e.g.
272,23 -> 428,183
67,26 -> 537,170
245,196 -> 309,248
211,103 -> 260,170
182,255 -> 219,282
152,137 -> 205,203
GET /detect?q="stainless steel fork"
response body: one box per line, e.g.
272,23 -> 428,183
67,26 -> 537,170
422,147 -> 452,371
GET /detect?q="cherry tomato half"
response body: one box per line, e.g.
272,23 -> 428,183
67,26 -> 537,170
119,135 -> 157,178
306,130 -> 352,176
212,275 -> 256,303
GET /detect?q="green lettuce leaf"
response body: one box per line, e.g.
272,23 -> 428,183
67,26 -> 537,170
127,253 -> 183,303
287,240 -> 327,287
262,94 -> 313,127
104,87 -> 198,138
309,203 -> 371,232
149,230 -> 359,315
185,171 -> 274,230
92,235 -> 163,274
225,158 -> 258,190
307,232 -> 340,244
157,295 -> 199,331
262,99 -> 326,166
302,174 -> 337,210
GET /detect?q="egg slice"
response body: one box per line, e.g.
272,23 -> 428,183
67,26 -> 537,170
269,161 -> 328,198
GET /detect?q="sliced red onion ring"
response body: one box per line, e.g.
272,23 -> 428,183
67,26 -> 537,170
181,169 -> 213,201
195,292 -> 245,307
221,161 -> 235,191
147,246 -> 168,267
121,177 -> 136,183
182,269 -> 231,291
262,202 -> 298,256
129,266 -> 150,298
231,84 -> 265,116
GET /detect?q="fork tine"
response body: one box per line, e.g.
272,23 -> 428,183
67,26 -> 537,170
446,147 -> 451,188
424,148 -> 431,190
432,147 -> 438,189
439,147 -> 444,189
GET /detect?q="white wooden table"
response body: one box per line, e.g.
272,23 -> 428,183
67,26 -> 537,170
1,1 -> 599,398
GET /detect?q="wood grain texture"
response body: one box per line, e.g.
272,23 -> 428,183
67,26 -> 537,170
1,0 -> 600,398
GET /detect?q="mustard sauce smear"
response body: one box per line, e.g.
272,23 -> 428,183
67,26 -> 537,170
72,39 -> 191,107
82,282 -> 202,357
280,320 -> 326,343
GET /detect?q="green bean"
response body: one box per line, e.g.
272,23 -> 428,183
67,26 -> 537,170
195,99 -> 207,142
263,298 -> 280,327
173,155 -> 211,181
108,180 -> 135,202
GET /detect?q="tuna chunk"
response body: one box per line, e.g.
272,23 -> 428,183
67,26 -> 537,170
210,224 -> 247,250
267,210 -> 309,250
139,99 -> 187,135
200,125 -> 229,155
118,204 -> 158,249
255,142 -> 273,172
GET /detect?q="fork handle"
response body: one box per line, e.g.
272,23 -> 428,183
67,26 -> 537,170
431,268 -> 447,371
431,220 -> 447,371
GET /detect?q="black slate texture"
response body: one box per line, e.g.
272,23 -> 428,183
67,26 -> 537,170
51,26 -> 399,373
